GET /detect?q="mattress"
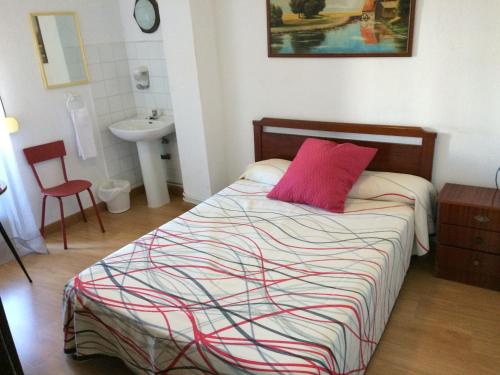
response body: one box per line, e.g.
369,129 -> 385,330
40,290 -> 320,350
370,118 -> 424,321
63,179 -> 420,374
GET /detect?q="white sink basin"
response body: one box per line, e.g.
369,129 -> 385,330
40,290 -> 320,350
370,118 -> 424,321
109,115 -> 175,142
108,114 -> 176,208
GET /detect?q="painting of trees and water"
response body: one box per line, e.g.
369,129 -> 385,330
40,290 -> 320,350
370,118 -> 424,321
268,0 -> 415,57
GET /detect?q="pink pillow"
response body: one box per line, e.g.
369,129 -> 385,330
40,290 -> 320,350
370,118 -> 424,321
267,138 -> 377,213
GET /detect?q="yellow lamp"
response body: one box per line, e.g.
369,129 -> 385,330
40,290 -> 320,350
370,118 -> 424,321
3,117 -> 19,134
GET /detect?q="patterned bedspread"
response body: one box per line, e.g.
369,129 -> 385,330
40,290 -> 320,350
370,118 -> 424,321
63,180 -> 420,374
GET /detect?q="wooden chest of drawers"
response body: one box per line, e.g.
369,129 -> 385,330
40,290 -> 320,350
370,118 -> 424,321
436,184 -> 500,291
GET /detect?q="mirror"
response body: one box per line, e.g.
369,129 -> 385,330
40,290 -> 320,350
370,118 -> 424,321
30,12 -> 89,89
134,0 -> 160,34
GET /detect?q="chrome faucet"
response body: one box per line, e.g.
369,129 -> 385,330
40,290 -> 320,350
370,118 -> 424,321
149,109 -> 160,120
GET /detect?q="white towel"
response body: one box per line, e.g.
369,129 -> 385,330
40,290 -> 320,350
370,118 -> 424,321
69,106 -> 97,160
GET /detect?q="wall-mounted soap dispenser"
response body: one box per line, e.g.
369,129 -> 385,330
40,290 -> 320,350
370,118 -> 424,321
133,66 -> 150,90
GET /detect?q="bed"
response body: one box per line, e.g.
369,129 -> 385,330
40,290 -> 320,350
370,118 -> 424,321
64,118 -> 437,374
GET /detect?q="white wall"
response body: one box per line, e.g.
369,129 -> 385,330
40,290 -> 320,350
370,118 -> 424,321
159,0 -> 226,202
214,0 -> 500,189
0,0 -> 124,225
190,1 -> 227,194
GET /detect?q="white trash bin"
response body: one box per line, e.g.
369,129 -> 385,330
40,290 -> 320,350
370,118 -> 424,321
98,180 -> 131,214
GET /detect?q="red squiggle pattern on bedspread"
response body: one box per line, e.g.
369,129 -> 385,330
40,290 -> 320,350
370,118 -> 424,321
63,180 -> 417,374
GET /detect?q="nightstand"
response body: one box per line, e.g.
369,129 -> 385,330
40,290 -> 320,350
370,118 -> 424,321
436,183 -> 500,291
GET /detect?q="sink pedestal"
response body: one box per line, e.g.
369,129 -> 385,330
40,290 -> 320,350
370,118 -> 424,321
136,140 -> 170,208
108,114 -> 175,208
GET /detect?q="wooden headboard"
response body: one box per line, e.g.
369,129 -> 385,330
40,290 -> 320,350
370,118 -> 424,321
253,118 -> 437,181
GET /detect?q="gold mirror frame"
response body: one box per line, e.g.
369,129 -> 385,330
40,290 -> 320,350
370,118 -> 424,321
29,12 -> 90,89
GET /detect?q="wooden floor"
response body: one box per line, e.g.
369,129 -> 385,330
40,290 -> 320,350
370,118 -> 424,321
0,193 -> 499,375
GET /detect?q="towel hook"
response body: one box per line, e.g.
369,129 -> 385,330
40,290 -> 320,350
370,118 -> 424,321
66,92 -> 84,111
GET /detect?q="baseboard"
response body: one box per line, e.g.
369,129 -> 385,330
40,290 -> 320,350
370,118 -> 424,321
168,183 -> 183,197
44,183 -> 183,235
182,194 -> 202,205
43,201 -> 107,235
130,184 -> 145,198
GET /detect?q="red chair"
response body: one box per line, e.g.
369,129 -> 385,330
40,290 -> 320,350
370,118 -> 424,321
23,140 -> 105,249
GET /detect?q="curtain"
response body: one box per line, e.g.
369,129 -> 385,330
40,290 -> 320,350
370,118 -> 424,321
0,98 -> 47,260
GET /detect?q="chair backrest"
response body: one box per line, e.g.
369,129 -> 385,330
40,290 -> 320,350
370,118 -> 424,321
23,140 -> 66,165
23,140 -> 68,190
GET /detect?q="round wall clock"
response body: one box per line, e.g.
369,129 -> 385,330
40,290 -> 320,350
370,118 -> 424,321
134,0 -> 160,34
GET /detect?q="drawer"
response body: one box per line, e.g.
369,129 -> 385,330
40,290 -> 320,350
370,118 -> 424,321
439,203 -> 500,231
439,224 -> 500,255
436,245 -> 500,291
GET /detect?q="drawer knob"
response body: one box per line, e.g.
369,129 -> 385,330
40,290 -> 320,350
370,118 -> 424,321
473,215 -> 490,223
472,260 -> 480,267
474,236 -> 484,245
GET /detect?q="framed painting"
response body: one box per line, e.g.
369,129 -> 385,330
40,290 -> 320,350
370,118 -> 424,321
267,0 -> 416,57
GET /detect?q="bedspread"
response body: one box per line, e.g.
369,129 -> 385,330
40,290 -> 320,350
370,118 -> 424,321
64,180 -> 420,374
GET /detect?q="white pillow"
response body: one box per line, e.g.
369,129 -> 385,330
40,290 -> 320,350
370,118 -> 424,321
240,159 -> 291,185
349,170 -> 436,205
348,170 -> 437,255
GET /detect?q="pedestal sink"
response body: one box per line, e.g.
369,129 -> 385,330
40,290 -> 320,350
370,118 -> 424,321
109,115 -> 175,208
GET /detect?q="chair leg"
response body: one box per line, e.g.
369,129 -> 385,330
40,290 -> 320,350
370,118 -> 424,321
75,193 -> 87,222
0,221 -> 32,283
87,188 -> 105,233
40,195 -> 47,238
57,197 -> 68,250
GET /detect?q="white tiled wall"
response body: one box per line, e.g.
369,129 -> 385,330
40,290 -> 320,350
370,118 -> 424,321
86,40 -> 182,187
125,41 -> 173,116
126,40 -> 182,186
86,42 -> 143,187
